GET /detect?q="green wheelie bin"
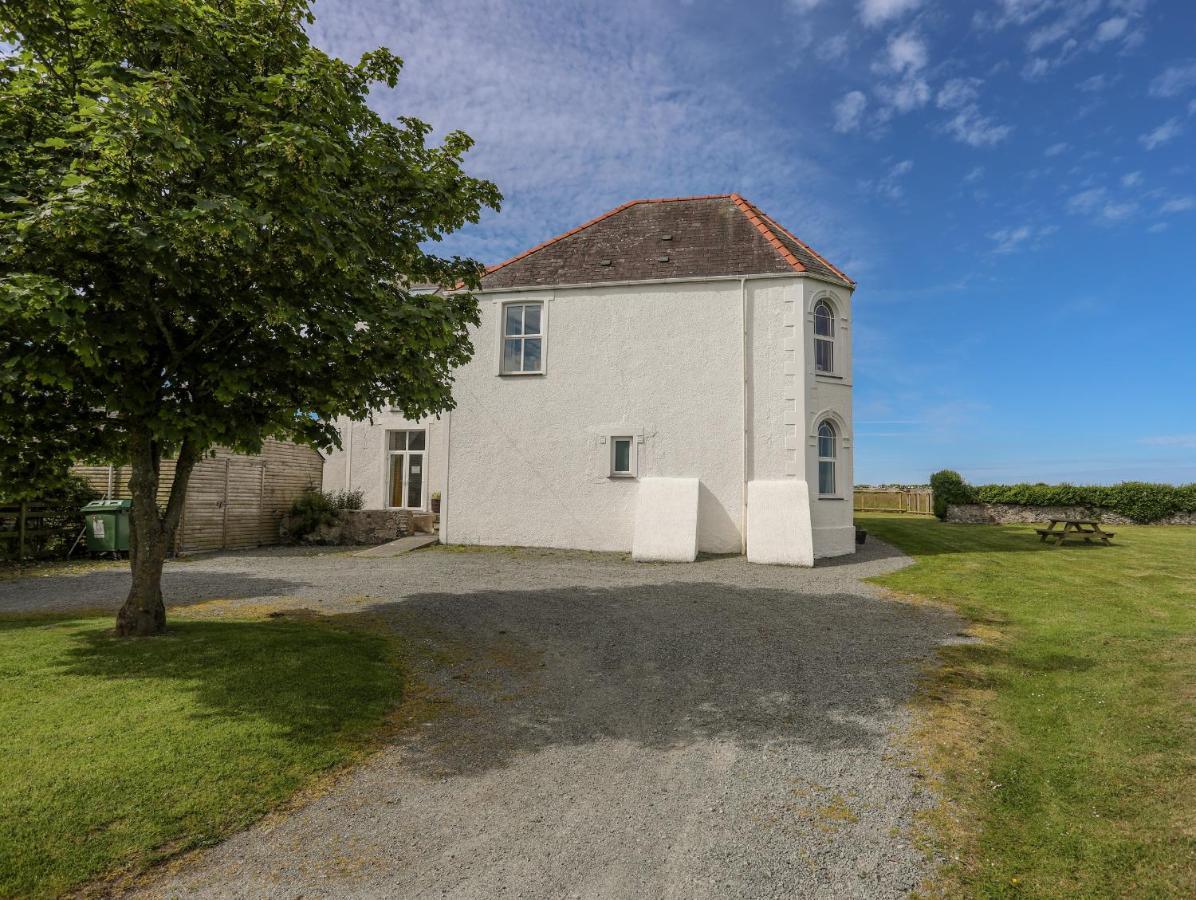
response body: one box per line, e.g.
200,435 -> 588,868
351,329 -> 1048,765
82,499 -> 132,556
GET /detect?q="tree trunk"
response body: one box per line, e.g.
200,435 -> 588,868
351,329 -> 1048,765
115,429 -> 197,637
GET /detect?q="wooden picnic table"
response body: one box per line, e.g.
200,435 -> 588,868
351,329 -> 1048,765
1035,518 -> 1115,546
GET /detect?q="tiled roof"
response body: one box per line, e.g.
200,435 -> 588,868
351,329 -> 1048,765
480,194 -> 853,290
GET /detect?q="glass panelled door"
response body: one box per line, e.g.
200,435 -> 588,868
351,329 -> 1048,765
387,430 -> 427,509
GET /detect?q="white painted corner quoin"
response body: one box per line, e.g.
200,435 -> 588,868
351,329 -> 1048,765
323,194 -> 856,564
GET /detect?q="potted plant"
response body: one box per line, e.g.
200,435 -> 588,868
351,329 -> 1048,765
430,491 -> 441,515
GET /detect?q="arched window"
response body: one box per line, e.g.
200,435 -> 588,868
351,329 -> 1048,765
817,420 -> 837,495
814,300 -> 834,373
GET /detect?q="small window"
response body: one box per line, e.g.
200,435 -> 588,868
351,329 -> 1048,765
814,300 -> 835,374
610,436 -> 635,477
817,421 -> 837,496
502,302 -> 544,374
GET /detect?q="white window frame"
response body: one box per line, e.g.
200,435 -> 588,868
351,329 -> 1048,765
499,300 -> 546,375
609,435 -> 637,478
384,429 -> 428,510
813,300 -> 835,375
816,420 -> 838,498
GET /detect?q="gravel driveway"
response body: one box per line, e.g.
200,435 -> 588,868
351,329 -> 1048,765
0,540 -> 961,899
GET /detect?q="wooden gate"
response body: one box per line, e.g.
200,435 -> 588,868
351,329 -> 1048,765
179,458 -> 266,552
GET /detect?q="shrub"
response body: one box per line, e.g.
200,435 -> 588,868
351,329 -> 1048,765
929,470 -> 976,519
931,472 -> 1196,523
287,489 -> 339,539
974,481 -> 1196,523
326,488 -> 364,511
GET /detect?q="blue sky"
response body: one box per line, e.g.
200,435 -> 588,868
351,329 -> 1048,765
309,0 -> 1196,485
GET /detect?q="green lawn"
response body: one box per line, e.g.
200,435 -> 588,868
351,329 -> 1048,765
858,514 -> 1196,899
0,611 -> 401,899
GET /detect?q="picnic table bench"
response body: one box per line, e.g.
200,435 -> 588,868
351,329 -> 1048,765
1035,518 -> 1115,546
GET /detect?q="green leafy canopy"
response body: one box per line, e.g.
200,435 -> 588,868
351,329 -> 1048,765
0,0 -> 501,494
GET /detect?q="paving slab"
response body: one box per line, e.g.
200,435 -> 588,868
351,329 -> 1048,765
352,534 -> 440,558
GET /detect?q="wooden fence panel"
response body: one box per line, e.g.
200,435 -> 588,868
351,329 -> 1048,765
73,439 -> 322,554
854,489 -> 934,515
179,458 -> 229,553
0,502 -> 81,559
223,460 -> 265,550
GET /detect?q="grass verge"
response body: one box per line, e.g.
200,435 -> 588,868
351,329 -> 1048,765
858,514 -> 1196,898
0,609 -> 403,899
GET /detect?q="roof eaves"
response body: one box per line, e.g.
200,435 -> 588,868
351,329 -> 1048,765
729,194 -> 807,275
757,208 -> 855,287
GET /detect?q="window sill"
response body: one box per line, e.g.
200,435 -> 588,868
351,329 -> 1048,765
609,474 -> 637,480
815,372 -> 845,380
498,370 -> 545,377
818,495 -> 846,501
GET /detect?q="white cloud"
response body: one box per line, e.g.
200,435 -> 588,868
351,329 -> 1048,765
988,223 -> 1058,254
936,77 -> 981,110
944,105 -> 1014,147
1140,117 -> 1183,150
1067,186 -> 1138,223
1149,61 -> 1196,98
787,0 -> 825,10
816,33 -> 850,63
1044,141 -> 1069,156
1121,171 -> 1142,187
1147,221 -> 1169,233
859,158 -> 915,200
858,0 -> 924,28
1022,57 -> 1052,80
878,30 -> 928,74
1067,186 -> 1108,214
1077,73 -> 1110,91
1026,0 -> 1102,53
964,165 -> 985,183
878,77 -> 931,113
1093,16 -> 1129,43
1160,196 -> 1196,213
305,0 -> 842,264
833,90 -> 869,133
985,0 -> 1057,29
1190,99 -> 1196,116
1101,201 -> 1137,221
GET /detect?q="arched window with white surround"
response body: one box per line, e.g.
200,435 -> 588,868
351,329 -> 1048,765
817,420 -> 837,496
814,300 -> 835,373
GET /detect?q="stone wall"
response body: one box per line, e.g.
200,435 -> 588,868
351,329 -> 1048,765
946,503 -> 1196,526
341,509 -> 412,543
282,508 -> 412,545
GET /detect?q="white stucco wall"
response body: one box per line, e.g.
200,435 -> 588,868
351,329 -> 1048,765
803,280 -> 855,558
746,276 -> 855,559
321,411 -> 447,512
327,271 -> 855,561
443,279 -> 757,553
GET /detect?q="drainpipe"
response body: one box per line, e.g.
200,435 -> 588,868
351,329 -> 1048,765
740,277 -> 749,555
344,418 -> 353,492
442,407 -> 452,543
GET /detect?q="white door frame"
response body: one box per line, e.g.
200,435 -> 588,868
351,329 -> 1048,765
384,430 -> 428,511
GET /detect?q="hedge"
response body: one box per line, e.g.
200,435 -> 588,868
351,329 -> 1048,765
929,471 -> 1196,523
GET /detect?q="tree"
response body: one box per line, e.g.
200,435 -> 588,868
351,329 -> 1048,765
0,0 -> 501,634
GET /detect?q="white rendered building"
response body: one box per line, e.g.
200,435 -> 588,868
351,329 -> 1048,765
323,194 -> 855,563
